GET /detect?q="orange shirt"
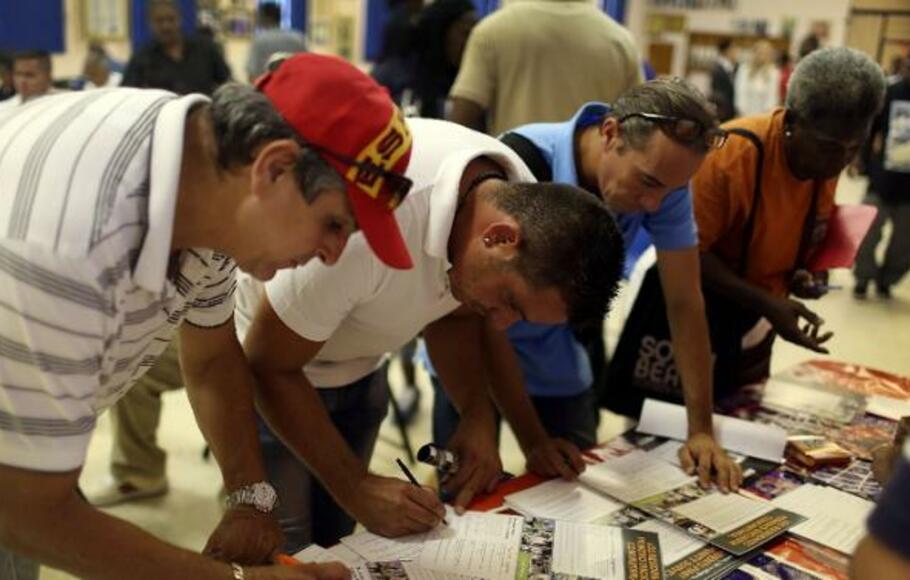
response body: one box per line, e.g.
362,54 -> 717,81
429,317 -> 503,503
692,108 -> 837,297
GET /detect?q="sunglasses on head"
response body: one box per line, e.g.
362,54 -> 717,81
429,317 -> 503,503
306,142 -> 414,210
618,112 -> 728,150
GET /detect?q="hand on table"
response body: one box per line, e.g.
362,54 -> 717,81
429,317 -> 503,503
525,437 -> 586,480
679,433 -> 743,493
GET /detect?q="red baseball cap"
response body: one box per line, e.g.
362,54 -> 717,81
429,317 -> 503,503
256,53 -> 414,269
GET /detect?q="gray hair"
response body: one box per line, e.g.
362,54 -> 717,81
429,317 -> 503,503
211,82 -> 345,202
611,77 -> 718,154
786,47 -> 886,128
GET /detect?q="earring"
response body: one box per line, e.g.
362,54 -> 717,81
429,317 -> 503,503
784,129 -> 793,138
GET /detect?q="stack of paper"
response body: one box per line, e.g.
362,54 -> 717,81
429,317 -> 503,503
580,449 -> 805,556
771,484 -> 874,554
334,510 -> 661,580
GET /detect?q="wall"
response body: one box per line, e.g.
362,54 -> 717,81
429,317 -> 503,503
625,0 -> 852,78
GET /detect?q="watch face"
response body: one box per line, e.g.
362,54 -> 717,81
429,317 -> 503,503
230,482 -> 278,512
251,482 -> 278,511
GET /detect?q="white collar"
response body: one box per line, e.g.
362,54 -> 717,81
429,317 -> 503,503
423,149 -> 532,267
133,94 -> 209,295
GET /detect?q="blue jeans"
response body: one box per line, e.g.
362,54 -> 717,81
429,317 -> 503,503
257,369 -> 389,552
431,376 -> 599,452
0,546 -> 39,580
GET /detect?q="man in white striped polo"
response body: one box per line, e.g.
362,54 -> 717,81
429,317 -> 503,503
0,54 -> 426,580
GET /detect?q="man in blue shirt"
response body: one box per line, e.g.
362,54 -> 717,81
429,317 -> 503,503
434,79 -> 742,491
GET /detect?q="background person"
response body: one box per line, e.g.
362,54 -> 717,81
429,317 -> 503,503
734,40 -> 779,117
447,0 -> 641,135
246,2 -> 307,83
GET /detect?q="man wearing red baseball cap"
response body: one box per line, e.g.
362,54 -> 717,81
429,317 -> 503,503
0,53 -> 416,579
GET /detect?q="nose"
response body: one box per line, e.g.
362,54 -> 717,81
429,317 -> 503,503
640,192 -> 662,213
317,232 -> 349,266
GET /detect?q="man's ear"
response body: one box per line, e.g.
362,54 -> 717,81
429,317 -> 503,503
481,221 -> 521,256
600,116 -> 622,152
250,139 -> 300,196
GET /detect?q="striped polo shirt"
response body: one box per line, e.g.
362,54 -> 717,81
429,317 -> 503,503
0,88 -> 236,472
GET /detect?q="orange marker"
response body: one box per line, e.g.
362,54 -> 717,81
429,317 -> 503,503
276,553 -> 300,566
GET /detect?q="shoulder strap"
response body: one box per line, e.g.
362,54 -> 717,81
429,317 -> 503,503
794,180 -> 824,271
726,127 -> 765,277
499,131 -> 553,183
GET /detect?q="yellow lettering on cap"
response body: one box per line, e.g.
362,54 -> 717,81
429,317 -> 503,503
346,107 -> 412,201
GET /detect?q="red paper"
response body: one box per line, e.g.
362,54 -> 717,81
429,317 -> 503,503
809,204 -> 877,271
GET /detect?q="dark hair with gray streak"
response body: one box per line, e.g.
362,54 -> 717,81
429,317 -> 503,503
785,47 -> 886,129
210,82 -> 345,202
486,182 -> 625,327
611,77 -> 718,154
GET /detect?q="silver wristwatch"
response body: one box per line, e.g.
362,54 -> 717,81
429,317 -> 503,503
225,481 -> 278,513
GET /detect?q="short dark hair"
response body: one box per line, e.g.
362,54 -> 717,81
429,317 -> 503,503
13,49 -> 51,72
611,77 -> 718,154
211,83 -> 345,203
717,38 -> 733,53
259,3 -> 282,25
486,182 -> 625,327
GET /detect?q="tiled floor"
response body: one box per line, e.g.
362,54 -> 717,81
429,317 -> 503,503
40,174 -> 909,579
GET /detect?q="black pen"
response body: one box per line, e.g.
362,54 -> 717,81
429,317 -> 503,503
396,457 -> 449,526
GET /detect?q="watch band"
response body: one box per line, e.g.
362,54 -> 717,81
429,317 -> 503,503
230,563 -> 245,580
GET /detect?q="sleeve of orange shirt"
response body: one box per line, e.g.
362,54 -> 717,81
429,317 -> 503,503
692,150 -> 733,252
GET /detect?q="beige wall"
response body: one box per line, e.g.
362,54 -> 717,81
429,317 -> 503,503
625,0 -> 851,80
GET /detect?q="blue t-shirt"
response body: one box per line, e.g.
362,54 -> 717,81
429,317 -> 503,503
508,102 -> 698,397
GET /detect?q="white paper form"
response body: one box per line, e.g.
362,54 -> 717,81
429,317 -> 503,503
504,478 -> 625,522
401,563 -> 476,580
772,484 -> 874,554
327,544 -> 369,567
632,519 -> 706,566
293,544 -> 335,563
866,395 -> 910,421
637,399 -> 787,462
293,543 -> 367,567
579,449 -> 696,503
417,512 -> 523,580
672,492 -> 775,534
341,529 -> 428,562
552,521 -> 625,579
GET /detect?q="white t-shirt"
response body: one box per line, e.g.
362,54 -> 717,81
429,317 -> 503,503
234,118 -> 535,387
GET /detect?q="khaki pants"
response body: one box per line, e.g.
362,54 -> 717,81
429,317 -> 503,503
110,340 -> 184,487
